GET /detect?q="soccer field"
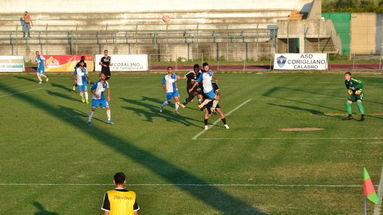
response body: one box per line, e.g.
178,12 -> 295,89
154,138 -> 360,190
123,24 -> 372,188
0,72 -> 382,215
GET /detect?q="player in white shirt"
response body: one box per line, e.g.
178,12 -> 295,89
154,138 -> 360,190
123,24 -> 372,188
73,61 -> 90,104
189,62 -> 220,112
32,51 -> 48,84
87,73 -> 113,126
160,66 -> 186,114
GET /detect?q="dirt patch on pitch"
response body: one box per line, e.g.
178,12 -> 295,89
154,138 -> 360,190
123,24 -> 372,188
279,128 -> 325,132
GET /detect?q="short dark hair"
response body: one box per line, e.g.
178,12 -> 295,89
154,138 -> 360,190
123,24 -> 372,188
114,172 -> 126,185
104,50 -> 108,52
202,62 -> 209,67
193,64 -> 200,69
167,66 -> 173,70
344,72 -> 352,76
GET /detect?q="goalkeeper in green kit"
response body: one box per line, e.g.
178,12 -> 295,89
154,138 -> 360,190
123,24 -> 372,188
343,72 -> 365,121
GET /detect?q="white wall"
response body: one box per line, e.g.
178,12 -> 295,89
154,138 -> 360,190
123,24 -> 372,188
1,0 -> 313,13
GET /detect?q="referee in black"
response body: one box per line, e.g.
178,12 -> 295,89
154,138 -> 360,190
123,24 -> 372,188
99,50 -> 111,80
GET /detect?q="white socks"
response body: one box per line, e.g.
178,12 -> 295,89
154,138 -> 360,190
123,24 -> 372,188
106,109 -> 111,121
84,92 -> 89,102
88,111 -> 94,122
175,102 -> 180,111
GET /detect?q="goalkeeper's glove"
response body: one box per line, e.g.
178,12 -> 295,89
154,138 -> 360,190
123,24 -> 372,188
355,90 -> 362,95
348,90 -> 353,95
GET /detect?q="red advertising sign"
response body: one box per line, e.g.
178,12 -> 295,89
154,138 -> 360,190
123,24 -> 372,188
42,55 -> 94,72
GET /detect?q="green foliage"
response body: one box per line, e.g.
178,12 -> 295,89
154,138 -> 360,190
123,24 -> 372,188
323,0 -> 383,12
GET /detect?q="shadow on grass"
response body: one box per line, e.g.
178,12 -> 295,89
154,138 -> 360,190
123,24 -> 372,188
15,75 -> 37,83
51,83 -> 73,92
263,87 -> 381,120
33,201 -> 59,215
267,103 -> 342,120
120,96 -> 202,128
1,84 -> 266,215
46,90 -> 80,103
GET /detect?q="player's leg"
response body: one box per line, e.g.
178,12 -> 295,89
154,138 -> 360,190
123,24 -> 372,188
39,69 -> 48,82
216,107 -> 229,129
87,107 -> 96,126
36,72 -> 42,84
356,99 -> 365,121
344,100 -> 353,120
105,106 -> 113,124
160,93 -> 172,112
183,91 -> 195,106
84,88 -> 89,104
204,109 -> 210,130
211,95 -> 220,112
174,96 -> 182,114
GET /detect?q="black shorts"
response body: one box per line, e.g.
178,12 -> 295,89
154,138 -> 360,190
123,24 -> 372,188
101,67 -> 111,80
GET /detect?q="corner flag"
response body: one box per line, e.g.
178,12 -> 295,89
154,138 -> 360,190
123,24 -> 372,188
363,168 -> 379,204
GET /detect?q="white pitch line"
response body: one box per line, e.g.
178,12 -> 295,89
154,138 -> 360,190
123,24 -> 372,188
197,137 -> 383,141
192,99 -> 252,140
0,183 -> 366,188
374,167 -> 383,215
0,87 -> 43,98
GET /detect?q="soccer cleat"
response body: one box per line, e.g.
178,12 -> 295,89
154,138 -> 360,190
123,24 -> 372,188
224,124 -> 230,129
38,81 -> 42,84
46,77 -> 49,82
81,98 -> 85,103
180,103 -> 186,108
342,114 -> 353,120
204,125 -> 209,130
159,107 -> 163,113
360,115 -> 365,121
174,110 -> 180,115
108,120 -> 114,125
72,85 -> 76,91
86,101 -> 89,104
87,121 -> 92,126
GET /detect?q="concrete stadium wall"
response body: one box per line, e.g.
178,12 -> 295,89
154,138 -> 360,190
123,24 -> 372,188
1,0 -> 313,13
351,13 -> 377,55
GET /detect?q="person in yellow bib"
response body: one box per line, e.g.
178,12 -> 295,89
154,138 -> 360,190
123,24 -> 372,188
101,172 -> 140,215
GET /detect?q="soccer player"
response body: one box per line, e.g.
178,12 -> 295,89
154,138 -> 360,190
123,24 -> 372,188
203,83 -> 229,130
87,73 -> 113,126
100,50 -> 111,80
183,64 -> 203,106
101,172 -> 140,215
159,66 -> 186,114
189,62 -> 220,112
73,61 -> 90,104
344,72 -> 365,121
33,51 -> 48,84
73,56 -> 87,91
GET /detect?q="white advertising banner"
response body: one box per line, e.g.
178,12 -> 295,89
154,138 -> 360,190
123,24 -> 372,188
274,53 -> 328,70
95,54 -> 148,72
0,56 -> 24,72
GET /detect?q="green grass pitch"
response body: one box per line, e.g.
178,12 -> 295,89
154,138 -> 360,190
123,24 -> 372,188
0,72 -> 382,214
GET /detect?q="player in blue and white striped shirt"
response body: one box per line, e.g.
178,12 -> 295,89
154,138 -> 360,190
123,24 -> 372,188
73,61 -> 90,104
189,62 -> 220,112
87,73 -> 113,126
33,51 -> 48,84
160,66 -> 186,114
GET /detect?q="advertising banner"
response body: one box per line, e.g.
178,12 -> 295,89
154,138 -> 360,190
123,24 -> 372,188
42,55 -> 94,72
95,54 -> 148,72
0,56 -> 24,72
274,53 -> 328,70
